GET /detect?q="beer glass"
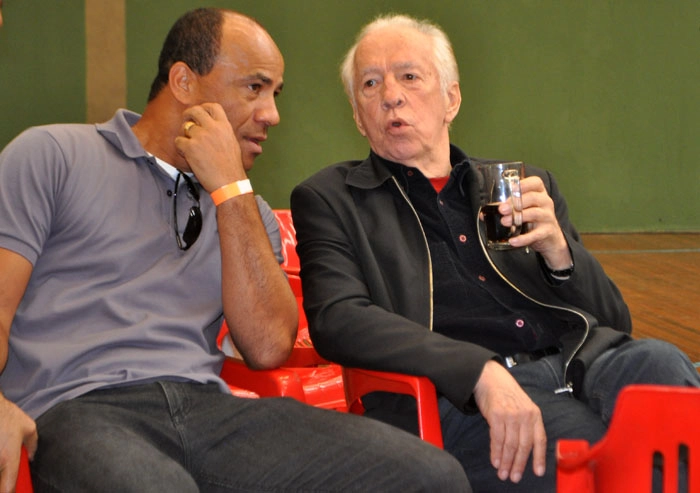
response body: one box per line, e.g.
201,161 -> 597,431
478,161 -> 523,250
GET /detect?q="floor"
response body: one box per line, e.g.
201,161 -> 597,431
581,233 -> 700,363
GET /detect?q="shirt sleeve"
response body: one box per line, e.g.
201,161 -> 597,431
0,127 -> 65,265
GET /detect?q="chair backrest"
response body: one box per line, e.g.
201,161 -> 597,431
557,384 -> 700,492
271,210 -> 328,366
274,209 -> 300,276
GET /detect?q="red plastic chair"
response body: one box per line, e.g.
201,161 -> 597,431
274,209 -> 300,276
219,356 -> 306,401
17,446 -> 32,492
343,367 -> 444,448
273,210 -> 329,365
217,279 -> 346,411
557,384 -> 700,492
219,340 -> 346,410
215,210 -> 346,411
275,209 -> 444,440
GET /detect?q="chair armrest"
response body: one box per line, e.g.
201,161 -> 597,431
282,346 -> 332,368
342,367 -> 443,448
220,357 -> 307,402
556,439 -> 595,493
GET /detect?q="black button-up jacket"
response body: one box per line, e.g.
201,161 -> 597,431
291,145 -> 631,412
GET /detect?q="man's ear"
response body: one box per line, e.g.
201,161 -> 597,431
168,61 -> 198,105
444,81 -> 462,125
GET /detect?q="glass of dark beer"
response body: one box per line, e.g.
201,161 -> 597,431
478,161 -> 524,250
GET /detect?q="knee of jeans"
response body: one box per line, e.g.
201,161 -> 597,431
624,339 -> 699,382
629,339 -> 686,363
636,338 -> 674,352
422,452 -> 472,493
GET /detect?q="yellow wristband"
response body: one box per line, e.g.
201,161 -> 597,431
210,179 -> 253,206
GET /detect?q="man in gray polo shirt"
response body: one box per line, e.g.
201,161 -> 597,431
0,8 -> 470,492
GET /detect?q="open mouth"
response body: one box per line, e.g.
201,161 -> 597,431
388,118 -> 407,129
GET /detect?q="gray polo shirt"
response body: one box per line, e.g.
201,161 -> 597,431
0,109 -> 282,419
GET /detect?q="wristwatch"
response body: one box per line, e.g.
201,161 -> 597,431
546,262 -> 575,279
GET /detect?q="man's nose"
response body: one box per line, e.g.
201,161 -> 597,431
381,77 -> 404,110
257,98 -> 281,127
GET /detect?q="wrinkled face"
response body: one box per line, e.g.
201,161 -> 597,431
194,15 -> 284,170
351,26 -> 460,167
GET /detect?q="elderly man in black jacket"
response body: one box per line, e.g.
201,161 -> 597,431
291,13 -> 700,492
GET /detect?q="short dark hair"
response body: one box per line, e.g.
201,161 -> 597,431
147,8 -> 224,102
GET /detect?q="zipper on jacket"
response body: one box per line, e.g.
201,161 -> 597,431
474,211 -> 589,392
391,176 -> 435,332
390,175 -> 588,393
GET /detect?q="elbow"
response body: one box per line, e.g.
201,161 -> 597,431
244,315 -> 297,370
245,336 -> 294,370
247,354 -> 287,371
228,293 -> 298,370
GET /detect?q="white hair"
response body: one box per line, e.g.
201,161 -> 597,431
340,14 -> 460,106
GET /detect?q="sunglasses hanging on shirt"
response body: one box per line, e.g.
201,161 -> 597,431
173,172 -> 202,251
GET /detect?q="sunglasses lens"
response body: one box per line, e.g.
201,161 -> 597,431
174,173 -> 203,251
181,206 -> 202,250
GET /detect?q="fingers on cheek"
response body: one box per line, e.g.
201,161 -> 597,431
174,137 -> 193,156
202,102 -> 224,119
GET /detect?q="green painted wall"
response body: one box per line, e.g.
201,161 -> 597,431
0,0 -> 86,140
2,1 -> 699,232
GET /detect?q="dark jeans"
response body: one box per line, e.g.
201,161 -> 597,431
32,381 -> 470,492
439,339 -> 700,493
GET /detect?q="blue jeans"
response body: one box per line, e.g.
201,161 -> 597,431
439,339 -> 700,493
32,381 -> 470,492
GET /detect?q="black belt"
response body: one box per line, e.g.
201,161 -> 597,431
504,346 -> 560,369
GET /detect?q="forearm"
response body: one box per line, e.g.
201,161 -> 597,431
217,195 -> 297,369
